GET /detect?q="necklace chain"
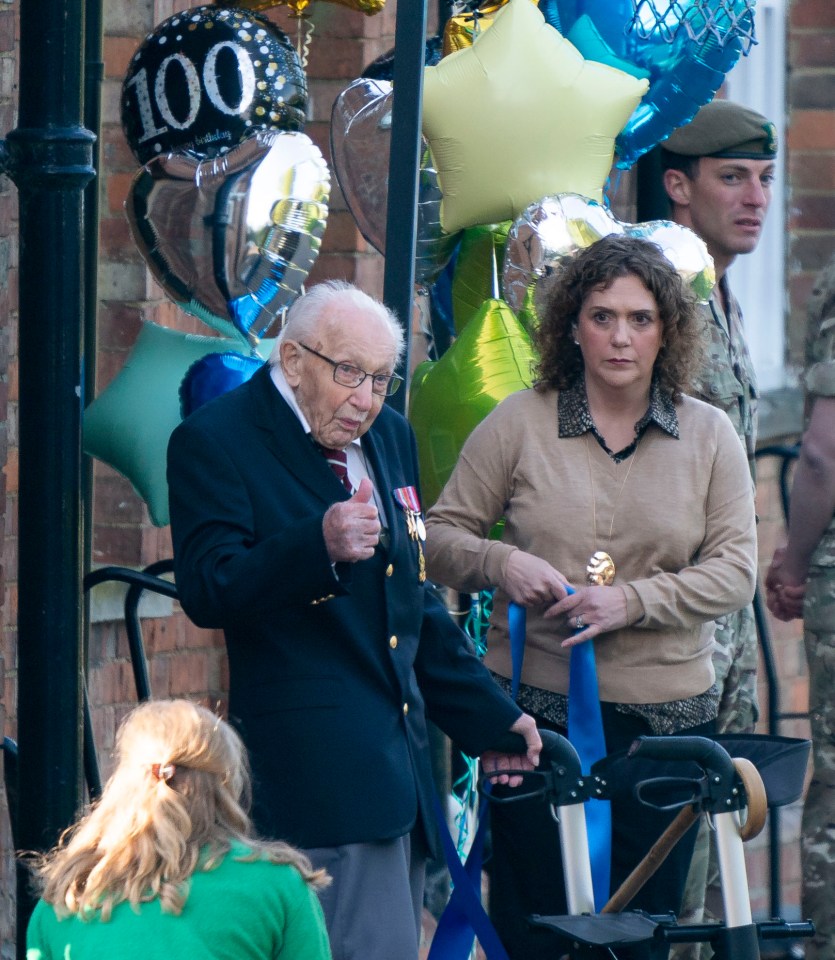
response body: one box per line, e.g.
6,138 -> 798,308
584,434 -> 641,584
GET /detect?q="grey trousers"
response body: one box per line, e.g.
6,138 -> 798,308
305,832 -> 428,960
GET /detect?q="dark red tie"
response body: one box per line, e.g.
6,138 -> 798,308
318,445 -> 353,493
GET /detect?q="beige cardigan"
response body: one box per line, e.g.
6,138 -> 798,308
424,387 -> 757,704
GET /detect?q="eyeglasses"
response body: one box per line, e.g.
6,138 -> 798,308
299,343 -> 404,397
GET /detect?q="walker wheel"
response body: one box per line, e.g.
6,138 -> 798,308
733,757 -> 767,840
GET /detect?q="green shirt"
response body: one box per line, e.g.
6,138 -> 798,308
26,845 -> 332,960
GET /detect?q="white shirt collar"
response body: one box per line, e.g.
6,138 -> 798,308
269,361 -> 362,450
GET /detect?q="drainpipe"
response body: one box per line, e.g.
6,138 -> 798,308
0,0 -> 95,950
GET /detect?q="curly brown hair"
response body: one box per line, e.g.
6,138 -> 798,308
532,234 -> 706,399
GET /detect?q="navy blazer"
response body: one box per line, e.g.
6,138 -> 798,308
167,365 -> 521,851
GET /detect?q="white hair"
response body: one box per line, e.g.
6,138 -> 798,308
270,281 -> 405,366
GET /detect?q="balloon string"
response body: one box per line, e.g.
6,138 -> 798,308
450,588 -> 493,858
296,16 -> 314,72
490,235 -> 499,300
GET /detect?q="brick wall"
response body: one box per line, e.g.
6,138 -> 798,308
0,0 -> 833,953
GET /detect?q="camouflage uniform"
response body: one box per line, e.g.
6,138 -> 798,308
799,262 -> 835,960
675,280 -> 760,955
663,98 -> 775,959
693,280 -> 760,734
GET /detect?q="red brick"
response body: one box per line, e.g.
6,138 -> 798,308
141,617 -> 177,656
170,650 -> 210,696
102,128 -> 142,172
304,119 -> 333,164
306,37 -> 368,80
789,152 -> 835,191
148,655 -> 172,697
790,30 -> 835,69
98,303 -> 145,349
321,207 -> 365,253
0,12 -> 15,53
2,445 -> 17,496
791,0 -> 835,29
92,657 -> 136,704
106,172 -> 136,215
105,36 -> 143,80
91,521 -> 144,567
99,215 -> 136,262
93,472 -> 146,525
791,194 -> 835,231
92,347 -> 130,392
788,111 -> 835,151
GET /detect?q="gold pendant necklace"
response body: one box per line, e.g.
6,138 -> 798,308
584,435 -> 641,586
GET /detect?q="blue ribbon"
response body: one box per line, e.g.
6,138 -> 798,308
428,790 -> 510,960
509,594 -> 611,911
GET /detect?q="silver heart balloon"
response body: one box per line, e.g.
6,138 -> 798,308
330,77 -> 460,287
502,193 -> 714,315
502,194 -> 624,314
126,131 -> 330,343
626,219 -> 716,303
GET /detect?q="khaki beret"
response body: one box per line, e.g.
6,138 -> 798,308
662,100 -> 778,160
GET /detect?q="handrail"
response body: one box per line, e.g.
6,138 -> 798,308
84,562 -> 177,703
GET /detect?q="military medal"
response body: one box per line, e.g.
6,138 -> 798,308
393,486 -> 427,582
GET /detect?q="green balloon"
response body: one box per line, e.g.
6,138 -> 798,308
515,281 -> 540,338
451,222 -> 510,335
409,298 -> 536,509
83,322 -> 265,526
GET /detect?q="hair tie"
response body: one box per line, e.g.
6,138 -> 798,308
151,763 -> 176,783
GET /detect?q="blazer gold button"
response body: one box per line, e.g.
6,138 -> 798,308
386,564 -> 394,577
389,635 -> 398,649
402,702 -> 409,715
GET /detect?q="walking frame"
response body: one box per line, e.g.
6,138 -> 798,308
485,730 -> 813,959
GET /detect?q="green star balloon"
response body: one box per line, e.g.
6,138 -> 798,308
409,298 -> 536,509
451,222 -> 510,335
84,322 -> 271,526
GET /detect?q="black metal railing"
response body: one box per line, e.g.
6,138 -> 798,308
3,562 -> 177,854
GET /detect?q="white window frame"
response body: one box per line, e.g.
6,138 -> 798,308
722,0 -> 788,392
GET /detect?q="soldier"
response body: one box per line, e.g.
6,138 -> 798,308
765,256 -> 835,960
659,99 -> 778,950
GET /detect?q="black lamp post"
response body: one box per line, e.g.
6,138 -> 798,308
0,0 -> 96,951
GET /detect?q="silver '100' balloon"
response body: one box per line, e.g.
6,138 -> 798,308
121,6 -> 307,165
126,131 -> 330,344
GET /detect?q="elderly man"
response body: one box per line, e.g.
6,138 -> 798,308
167,280 -> 540,960
660,99 -> 777,955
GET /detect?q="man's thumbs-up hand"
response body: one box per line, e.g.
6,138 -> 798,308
323,477 -> 381,563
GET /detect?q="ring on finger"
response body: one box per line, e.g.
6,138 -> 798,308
574,614 -> 585,630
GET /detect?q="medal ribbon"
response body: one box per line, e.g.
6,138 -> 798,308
393,485 -> 421,513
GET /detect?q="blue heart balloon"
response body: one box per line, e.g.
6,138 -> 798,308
548,0 -> 755,169
180,351 -> 265,419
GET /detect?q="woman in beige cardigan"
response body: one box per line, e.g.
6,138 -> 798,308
424,235 -> 757,959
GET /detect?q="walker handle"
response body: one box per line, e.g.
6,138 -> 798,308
489,729 -> 581,771
628,735 -> 736,781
